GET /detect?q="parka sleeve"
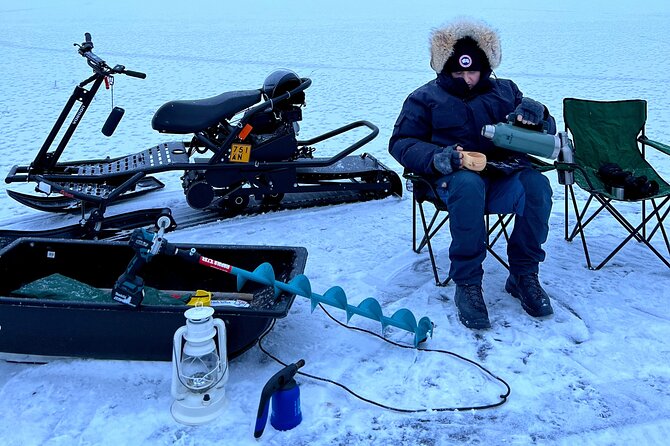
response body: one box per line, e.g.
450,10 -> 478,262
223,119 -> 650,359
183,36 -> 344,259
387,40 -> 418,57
388,93 -> 443,175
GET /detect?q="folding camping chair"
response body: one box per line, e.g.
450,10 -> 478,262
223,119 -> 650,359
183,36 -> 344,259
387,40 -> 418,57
403,172 -> 515,286
559,98 -> 670,270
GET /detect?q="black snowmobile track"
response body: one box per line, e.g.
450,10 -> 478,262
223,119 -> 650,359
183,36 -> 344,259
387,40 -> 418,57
208,188 -> 397,220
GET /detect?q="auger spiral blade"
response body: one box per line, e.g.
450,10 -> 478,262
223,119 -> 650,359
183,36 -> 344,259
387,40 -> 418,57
225,261 -> 433,346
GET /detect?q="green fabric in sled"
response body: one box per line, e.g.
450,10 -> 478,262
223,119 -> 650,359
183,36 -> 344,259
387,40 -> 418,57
11,273 -> 188,306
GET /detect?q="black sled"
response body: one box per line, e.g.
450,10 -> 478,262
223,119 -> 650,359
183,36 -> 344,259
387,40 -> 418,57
4,33 -> 402,229
0,237 -> 307,362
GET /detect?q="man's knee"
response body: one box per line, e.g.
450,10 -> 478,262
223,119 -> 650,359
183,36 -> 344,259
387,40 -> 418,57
447,170 -> 485,201
436,170 -> 485,207
518,170 -> 552,202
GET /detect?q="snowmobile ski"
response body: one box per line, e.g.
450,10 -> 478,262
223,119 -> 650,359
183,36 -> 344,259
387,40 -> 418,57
0,208 -> 176,251
6,176 -> 165,213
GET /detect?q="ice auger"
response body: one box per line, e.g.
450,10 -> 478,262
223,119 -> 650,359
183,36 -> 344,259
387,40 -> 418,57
114,217 -> 433,347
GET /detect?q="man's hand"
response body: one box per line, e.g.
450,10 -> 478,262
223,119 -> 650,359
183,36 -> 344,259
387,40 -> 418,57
433,145 -> 463,175
513,97 -> 544,126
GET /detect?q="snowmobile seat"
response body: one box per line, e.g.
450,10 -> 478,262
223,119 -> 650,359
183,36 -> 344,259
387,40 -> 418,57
558,98 -> 670,269
152,89 -> 262,134
403,171 -> 515,286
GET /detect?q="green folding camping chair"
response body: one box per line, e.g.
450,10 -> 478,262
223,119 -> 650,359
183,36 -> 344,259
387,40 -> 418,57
559,98 -> 670,270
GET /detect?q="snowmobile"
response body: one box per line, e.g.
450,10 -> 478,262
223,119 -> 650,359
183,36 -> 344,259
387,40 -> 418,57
4,33 -> 402,230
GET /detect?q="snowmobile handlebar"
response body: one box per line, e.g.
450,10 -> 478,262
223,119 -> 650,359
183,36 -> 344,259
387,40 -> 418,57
120,68 -> 147,79
75,33 -> 146,81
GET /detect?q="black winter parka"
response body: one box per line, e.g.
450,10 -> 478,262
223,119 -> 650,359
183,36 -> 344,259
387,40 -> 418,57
389,73 -> 556,177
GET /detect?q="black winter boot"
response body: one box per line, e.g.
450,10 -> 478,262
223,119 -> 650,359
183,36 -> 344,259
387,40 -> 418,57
505,273 -> 554,317
454,284 -> 491,329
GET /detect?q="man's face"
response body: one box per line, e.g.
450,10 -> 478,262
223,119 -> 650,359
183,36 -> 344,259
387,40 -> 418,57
451,71 -> 481,89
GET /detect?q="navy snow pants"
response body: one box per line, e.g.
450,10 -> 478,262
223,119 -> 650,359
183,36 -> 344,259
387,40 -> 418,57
435,168 -> 553,285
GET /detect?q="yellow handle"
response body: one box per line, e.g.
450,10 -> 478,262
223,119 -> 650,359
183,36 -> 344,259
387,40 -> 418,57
186,289 -> 212,306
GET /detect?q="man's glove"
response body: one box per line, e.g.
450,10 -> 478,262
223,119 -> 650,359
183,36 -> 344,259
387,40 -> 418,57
513,97 -> 544,126
432,145 -> 462,175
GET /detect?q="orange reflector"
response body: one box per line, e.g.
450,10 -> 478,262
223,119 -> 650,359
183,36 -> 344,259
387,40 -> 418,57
239,124 -> 253,140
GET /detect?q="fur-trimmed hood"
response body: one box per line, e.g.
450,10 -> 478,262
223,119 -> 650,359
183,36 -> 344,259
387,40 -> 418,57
430,18 -> 502,74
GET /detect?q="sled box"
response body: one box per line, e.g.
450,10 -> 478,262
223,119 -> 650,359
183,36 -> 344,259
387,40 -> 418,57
0,238 -> 307,362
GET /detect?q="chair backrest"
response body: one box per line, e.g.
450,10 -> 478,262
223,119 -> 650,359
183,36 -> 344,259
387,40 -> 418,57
563,98 -> 656,191
564,98 -> 647,167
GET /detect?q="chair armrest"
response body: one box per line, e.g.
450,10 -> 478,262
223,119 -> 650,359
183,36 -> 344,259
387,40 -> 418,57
402,171 -> 446,208
638,136 -> 670,156
527,155 -> 555,172
402,171 -> 423,181
553,161 -> 600,191
402,171 -> 435,189
553,161 -> 580,172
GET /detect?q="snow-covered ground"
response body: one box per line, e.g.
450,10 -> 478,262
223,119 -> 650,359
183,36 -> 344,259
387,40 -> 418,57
1,1 -> 670,445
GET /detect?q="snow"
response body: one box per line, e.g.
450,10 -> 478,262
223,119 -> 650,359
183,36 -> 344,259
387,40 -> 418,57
1,0 -> 670,444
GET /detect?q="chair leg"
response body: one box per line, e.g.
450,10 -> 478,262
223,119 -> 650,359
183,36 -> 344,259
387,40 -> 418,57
565,184 -> 595,269
412,194 -> 418,252
416,210 -> 448,253
591,195 -> 670,269
416,200 -> 451,286
591,196 -> 644,243
485,214 -> 512,270
412,193 -> 449,254
566,185 -> 670,270
488,214 -> 514,247
567,194 -> 606,241
643,200 -> 647,240
564,184 -> 569,241
422,210 -> 512,285
645,199 -> 670,255
412,199 -> 518,285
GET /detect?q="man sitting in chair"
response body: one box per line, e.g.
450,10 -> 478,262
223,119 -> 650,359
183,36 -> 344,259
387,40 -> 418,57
389,18 -> 556,329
